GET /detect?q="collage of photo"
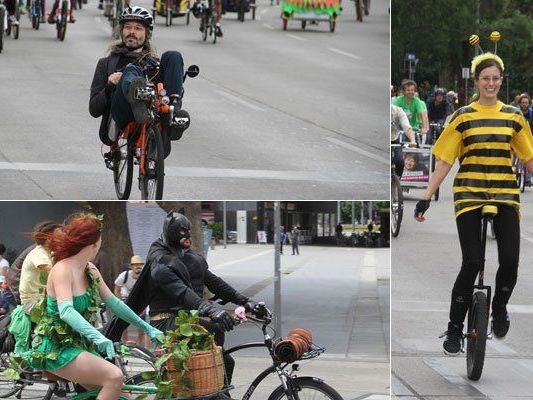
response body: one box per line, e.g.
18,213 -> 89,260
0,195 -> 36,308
1,0 -> 532,399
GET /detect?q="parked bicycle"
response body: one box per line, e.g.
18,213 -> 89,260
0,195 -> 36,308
110,60 -> 199,200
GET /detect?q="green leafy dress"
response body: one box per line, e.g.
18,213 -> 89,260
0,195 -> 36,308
24,270 -> 101,371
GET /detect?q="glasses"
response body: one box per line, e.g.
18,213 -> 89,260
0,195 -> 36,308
479,76 -> 502,83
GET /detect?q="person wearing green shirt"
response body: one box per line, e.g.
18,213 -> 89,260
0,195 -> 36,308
393,80 -> 429,136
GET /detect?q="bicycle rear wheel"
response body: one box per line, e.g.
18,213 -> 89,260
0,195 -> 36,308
466,291 -> 488,381
211,15 -> 216,43
268,377 -> 343,400
57,1 -> 68,40
391,174 -> 403,238
139,124 -> 165,200
0,7 -> 5,53
201,15 -> 207,40
113,135 -> 133,200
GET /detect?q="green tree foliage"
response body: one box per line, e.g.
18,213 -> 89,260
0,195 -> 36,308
392,0 -> 533,96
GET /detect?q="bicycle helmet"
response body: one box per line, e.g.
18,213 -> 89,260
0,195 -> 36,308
434,88 -> 446,97
119,6 -> 154,31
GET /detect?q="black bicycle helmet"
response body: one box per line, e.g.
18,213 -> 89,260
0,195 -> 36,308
119,6 -> 154,31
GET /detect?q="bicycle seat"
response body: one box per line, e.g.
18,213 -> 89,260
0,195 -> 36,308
481,205 -> 498,217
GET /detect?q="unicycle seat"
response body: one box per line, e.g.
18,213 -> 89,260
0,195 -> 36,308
481,205 -> 498,217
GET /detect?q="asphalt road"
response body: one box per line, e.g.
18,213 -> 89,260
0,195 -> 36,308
0,0 -> 389,200
392,165 -> 533,399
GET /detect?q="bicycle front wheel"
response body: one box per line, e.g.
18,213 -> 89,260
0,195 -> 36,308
113,135 -> 133,200
140,124 -> 165,200
57,1 -> 68,40
391,174 -> 403,238
0,353 -> 21,398
268,377 -> 344,400
466,291 -> 488,381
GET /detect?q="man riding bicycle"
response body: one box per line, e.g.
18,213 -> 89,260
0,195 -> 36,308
89,6 -> 191,168
105,212 -> 264,387
393,80 -> 429,141
426,87 -> 452,144
191,0 -> 223,37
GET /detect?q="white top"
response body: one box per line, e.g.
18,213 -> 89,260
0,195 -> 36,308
114,270 -> 138,299
0,258 -> 9,283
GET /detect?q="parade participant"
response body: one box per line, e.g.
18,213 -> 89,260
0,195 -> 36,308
393,80 -> 429,136
90,6 -> 190,167
414,46 -> 533,355
105,212 -> 263,384
18,214 -> 162,400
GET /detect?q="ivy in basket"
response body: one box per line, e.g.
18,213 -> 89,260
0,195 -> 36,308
143,310 -> 220,399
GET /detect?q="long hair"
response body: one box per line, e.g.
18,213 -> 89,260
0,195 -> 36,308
107,25 -> 158,58
31,221 -> 61,246
47,214 -> 103,262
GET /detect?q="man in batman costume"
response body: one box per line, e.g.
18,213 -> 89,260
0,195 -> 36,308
104,211 -> 261,383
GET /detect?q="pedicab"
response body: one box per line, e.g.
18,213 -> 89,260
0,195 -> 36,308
280,0 -> 341,32
153,0 -> 191,26
221,0 -> 256,21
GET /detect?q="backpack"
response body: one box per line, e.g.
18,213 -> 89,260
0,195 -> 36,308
5,245 -> 35,305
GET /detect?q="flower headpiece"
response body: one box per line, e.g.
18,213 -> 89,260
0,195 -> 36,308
469,32 -> 504,75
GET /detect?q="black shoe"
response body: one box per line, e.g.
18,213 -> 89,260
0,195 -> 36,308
127,77 -> 151,124
492,305 -> 510,338
98,3 -> 103,8
103,151 -> 116,170
169,109 -> 190,140
215,25 -> 223,37
442,322 -> 463,355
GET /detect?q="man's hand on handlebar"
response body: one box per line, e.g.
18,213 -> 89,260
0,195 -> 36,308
245,300 -> 267,318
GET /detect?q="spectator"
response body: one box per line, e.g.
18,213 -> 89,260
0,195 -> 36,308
291,225 -> 300,255
279,226 -> 286,255
114,255 -> 149,347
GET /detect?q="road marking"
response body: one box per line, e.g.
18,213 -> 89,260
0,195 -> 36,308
260,8 -> 267,14
255,15 -> 261,20
0,162 -> 387,184
287,33 -> 307,41
328,47 -> 361,60
216,90 -> 265,111
325,137 -> 389,165
209,249 -> 273,269
263,22 -> 274,29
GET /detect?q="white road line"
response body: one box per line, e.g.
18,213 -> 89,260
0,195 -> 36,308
287,33 -> 306,41
0,162 -> 382,183
209,249 -> 273,269
216,90 -> 265,111
325,137 -> 389,165
328,47 -> 361,60
263,22 -> 274,29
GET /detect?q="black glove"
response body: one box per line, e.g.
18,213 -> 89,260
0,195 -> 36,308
414,199 -> 431,218
198,301 -> 234,332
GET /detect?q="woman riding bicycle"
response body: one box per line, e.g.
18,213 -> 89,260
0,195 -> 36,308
414,51 -> 533,355
21,213 -> 163,400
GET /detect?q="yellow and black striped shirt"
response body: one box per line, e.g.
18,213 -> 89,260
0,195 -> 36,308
432,101 -> 533,218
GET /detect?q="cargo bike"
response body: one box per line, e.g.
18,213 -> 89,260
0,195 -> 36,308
153,0 -> 191,26
280,0 -> 340,32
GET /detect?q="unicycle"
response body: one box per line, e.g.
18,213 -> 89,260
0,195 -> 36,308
465,204 -> 496,381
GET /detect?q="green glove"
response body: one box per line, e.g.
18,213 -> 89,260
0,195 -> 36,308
58,300 -> 115,359
105,295 -> 164,344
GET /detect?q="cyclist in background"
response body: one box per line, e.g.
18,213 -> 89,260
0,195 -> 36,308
191,0 -> 223,37
393,80 -> 429,138
89,6 -> 191,167
518,93 -> 533,130
391,104 -> 416,178
47,0 -> 75,23
426,88 -> 453,144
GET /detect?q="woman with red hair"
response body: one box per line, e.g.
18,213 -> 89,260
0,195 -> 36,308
26,213 -> 163,400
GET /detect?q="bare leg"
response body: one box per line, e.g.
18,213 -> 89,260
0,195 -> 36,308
52,351 -> 123,400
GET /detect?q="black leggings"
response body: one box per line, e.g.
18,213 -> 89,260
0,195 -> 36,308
449,205 -> 520,325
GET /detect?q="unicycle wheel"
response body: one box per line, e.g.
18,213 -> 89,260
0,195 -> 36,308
466,291 -> 488,381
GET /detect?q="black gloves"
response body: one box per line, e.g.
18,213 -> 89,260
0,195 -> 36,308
414,199 -> 431,219
244,300 -> 266,318
198,301 -> 234,332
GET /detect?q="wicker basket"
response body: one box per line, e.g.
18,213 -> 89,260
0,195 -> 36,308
166,345 -> 225,397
